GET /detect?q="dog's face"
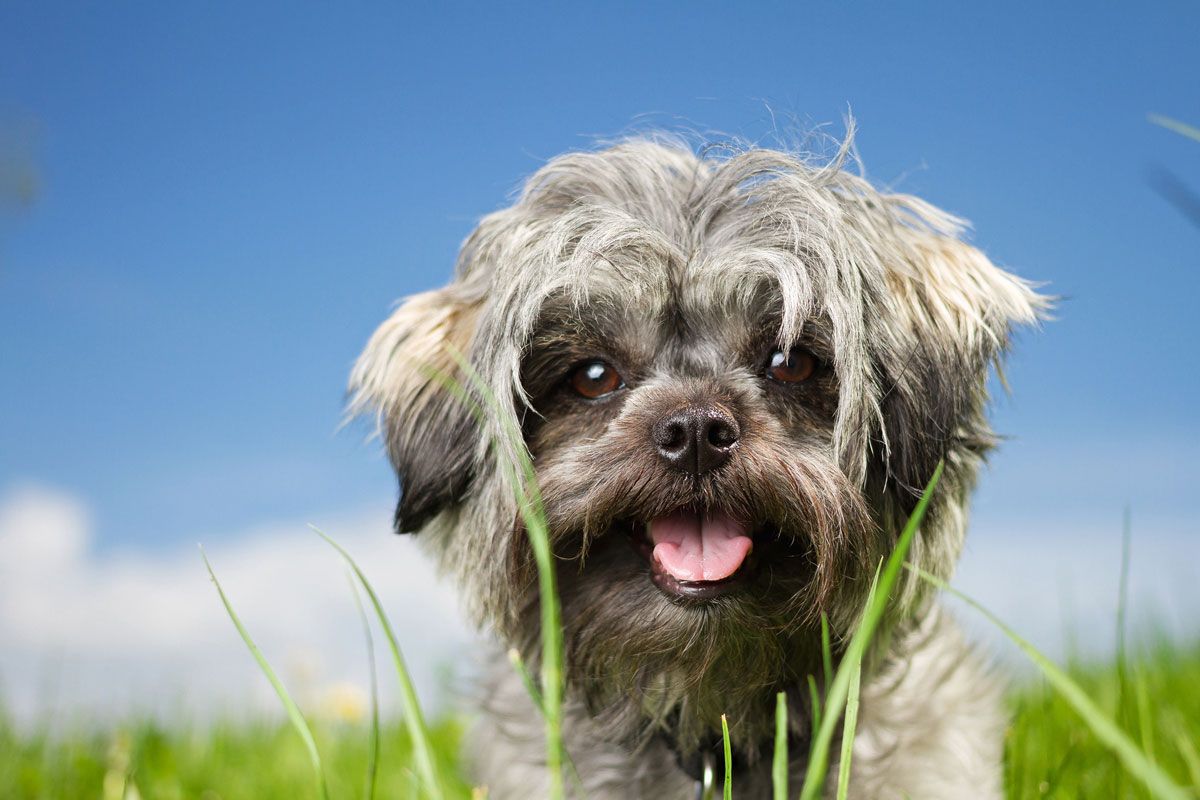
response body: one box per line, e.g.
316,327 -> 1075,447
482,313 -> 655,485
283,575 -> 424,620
351,140 -> 1044,750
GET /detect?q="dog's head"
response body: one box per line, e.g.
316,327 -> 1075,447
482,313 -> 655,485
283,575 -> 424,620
350,138 -> 1044,748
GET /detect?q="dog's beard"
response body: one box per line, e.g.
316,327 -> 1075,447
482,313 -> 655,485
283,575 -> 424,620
551,536 -> 830,757
508,420 -> 877,755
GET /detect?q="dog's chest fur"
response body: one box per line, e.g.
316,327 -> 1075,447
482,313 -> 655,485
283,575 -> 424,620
472,609 -> 1004,799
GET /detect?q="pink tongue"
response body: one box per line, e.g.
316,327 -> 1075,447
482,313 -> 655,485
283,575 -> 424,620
649,511 -> 753,582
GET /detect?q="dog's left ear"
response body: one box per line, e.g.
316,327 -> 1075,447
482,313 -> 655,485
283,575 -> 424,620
348,288 -> 482,533
862,229 -> 1047,497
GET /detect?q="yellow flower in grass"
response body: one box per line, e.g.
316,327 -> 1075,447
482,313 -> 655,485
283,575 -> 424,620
318,680 -> 368,723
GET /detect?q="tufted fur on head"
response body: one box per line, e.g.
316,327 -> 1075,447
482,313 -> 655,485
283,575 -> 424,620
349,133 -> 1045,797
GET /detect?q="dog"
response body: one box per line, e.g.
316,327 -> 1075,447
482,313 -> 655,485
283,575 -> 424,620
349,134 -> 1045,799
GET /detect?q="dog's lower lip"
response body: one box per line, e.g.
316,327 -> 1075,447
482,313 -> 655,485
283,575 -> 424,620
651,568 -> 749,601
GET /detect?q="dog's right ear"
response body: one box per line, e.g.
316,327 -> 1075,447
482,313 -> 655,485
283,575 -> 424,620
348,288 -> 481,533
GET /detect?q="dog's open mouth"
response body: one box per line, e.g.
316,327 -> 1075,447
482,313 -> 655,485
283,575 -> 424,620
629,510 -> 755,601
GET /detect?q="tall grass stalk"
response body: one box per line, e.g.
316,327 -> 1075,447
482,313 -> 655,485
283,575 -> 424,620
772,692 -> 788,800
311,526 -> 444,800
440,347 -> 567,800
908,565 -> 1191,800
1117,506 -> 1134,797
507,648 -> 545,716
820,613 -> 833,695
721,714 -> 733,800
835,657 -> 862,800
507,647 -> 587,796
797,461 -> 943,800
346,571 -> 381,800
1175,727 -> 1200,790
805,675 -> 821,742
200,547 -> 330,800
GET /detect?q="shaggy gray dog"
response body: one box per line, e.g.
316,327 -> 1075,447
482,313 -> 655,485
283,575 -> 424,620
350,136 -> 1045,799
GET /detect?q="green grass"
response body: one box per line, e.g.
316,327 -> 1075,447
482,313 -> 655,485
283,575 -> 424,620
3,642 -> 1197,798
1006,639 -> 1200,799
0,714 -> 470,800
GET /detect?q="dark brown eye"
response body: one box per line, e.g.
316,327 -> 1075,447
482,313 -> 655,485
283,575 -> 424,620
767,347 -> 816,384
570,360 -> 624,399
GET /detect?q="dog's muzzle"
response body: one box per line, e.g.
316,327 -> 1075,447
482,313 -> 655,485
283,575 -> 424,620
634,403 -> 754,601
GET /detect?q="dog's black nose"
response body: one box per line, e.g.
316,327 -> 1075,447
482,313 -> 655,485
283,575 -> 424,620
652,405 -> 740,474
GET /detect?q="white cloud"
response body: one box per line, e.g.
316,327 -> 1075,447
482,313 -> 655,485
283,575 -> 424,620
951,511 -> 1200,668
0,482 -> 475,725
0,483 -> 90,567
0,482 -> 1196,726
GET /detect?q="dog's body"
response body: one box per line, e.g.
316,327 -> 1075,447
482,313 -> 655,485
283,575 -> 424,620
475,607 -> 1005,799
351,137 -> 1043,798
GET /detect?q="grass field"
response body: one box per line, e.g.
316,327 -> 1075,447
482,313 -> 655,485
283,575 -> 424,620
3,638 -> 1198,799
1005,638 -> 1200,798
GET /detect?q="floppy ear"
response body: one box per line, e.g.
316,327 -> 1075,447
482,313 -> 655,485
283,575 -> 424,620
869,231 -> 1046,500
348,288 -> 481,533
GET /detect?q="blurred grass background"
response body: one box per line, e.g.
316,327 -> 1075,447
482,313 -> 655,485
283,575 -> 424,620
0,714 -> 469,800
3,639 -> 1198,799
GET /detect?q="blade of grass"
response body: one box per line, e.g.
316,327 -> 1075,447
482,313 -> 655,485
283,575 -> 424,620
1039,736 -> 1080,799
820,613 -> 833,696
806,675 -> 821,743
908,564 -> 1190,800
1173,728 -> 1200,790
721,714 -> 733,800
773,692 -> 788,800
310,527 -> 443,800
1116,506 -> 1133,798
507,647 -> 586,797
346,569 -> 380,800
443,347 -> 567,800
420,354 -> 570,798
1116,507 -> 1132,691
1149,113 -> 1200,144
1135,671 -> 1158,765
507,648 -> 544,715
830,565 -> 882,800
200,546 -> 329,800
798,461 -> 942,800
835,658 -> 862,800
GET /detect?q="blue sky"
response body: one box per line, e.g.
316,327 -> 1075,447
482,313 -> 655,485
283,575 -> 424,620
1,3 -> 1199,714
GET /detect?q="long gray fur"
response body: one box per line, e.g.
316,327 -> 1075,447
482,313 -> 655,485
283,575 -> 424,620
350,132 -> 1046,798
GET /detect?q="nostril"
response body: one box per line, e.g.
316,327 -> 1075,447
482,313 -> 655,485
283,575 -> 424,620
661,422 -> 687,450
706,419 -> 738,449
654,419 -> 689,453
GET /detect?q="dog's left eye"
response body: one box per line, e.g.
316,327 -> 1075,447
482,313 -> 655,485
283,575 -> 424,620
569,360 -> 624,399
766,347 -> 817,384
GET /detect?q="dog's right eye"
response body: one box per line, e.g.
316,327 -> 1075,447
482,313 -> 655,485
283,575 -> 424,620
766,347 -> 817,384
569,360 -> 624,399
